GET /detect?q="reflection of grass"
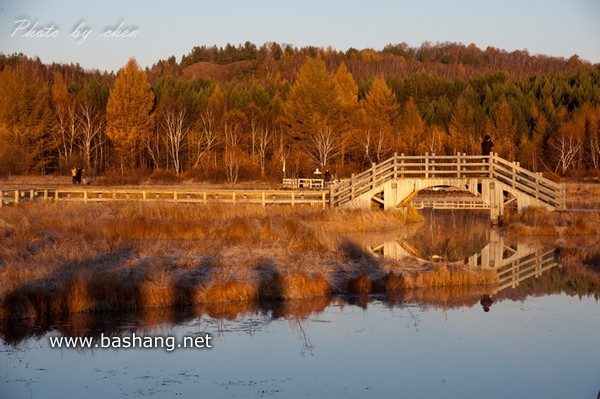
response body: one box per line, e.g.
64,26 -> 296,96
504,204 -> 600,270
0,202 -> 495,320
404,210 -> 490,262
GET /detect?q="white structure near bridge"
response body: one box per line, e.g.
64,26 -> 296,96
330,153 -> 567,224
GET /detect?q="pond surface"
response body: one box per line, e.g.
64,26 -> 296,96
3,211 -> 600,399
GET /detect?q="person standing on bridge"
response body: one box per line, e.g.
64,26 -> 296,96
481,135 -> 494,156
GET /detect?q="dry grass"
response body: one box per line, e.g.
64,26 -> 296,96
0,201 -> 495,320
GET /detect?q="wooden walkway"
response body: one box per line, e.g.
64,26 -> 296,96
1,154 -> 567,220
0,188 -> 329,208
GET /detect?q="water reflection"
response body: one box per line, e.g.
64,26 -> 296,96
366,210 -> 560,312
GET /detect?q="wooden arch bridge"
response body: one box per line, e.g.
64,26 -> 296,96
330,153 -> 567,223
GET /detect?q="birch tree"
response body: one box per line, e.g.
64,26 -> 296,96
159,96 -> 190,174
51,72 -> 79,169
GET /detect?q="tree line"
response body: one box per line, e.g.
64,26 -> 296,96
0,41 -> 599,183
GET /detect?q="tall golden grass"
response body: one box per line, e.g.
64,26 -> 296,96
0,201 -> 509,320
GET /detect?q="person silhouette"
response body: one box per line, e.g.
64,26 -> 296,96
480,294 -> 493,312
481,135 -> 494,156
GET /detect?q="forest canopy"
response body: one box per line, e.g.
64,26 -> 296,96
0,41 -> 599,182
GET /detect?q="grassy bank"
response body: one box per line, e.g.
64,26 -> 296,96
0,202 -> 498,319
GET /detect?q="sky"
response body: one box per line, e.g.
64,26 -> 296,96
1,0 -> 599,73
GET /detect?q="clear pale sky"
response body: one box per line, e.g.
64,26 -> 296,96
1,0 -> 599,73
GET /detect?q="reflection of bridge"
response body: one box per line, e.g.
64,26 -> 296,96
370,229 -> 559,293
330,153 -> 566,224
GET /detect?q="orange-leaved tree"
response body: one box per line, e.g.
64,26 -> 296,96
284,58 -> 343,171
355,77 -> 399,165
106,58 -> 155,172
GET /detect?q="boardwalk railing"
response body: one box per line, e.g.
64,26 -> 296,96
0,188 -> 329,208
330,153 -> 566,210
495,248 -> 558,292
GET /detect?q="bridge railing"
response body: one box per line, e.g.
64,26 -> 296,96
0,188 -> 329,209
490,156 -> 566,209
330,153 -> 566,209
495,248 -> 558,292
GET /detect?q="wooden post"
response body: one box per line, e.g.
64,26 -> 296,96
84,190 -> 88,203
14,190 -> 19,204
456,152 -> 462,178
261,191 -> 266,208
0,190 -> 3,208
370,163 -> 375,188
424,152 -> 429,179
329,182 -> 334,209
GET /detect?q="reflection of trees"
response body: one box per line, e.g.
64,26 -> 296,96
289,318 -> 314,356
4,260 -> 600,347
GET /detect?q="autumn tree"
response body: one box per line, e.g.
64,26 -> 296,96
105,58 -> 155,172
51,72 -> 79,171
448,96 -> 477,155
158,95 -> 191,174
284,58 -> 343,171
222,109 -> 248,184
550,108 -> 585,175
489,100 -> 518,160
518,104 -> 547,172
398,97 -> 427,155
334,62 -> 360,170
581,103 -> 600,170
192,85 -> 224,173
0,60 -> 55,174
355,77 -> 399,165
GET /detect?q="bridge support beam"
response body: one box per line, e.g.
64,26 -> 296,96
481,180 -> 504,224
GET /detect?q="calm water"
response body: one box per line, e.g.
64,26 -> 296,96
3,294 -> 600,399
3,211 -> 600,399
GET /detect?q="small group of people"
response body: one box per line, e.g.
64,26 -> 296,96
71,167 -> 87,185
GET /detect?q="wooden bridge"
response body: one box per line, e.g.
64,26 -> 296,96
1,154 -> 566,223
330,153 -> 567,223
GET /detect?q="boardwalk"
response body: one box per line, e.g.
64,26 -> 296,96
1,153 -> 566,223
0,187 -> 330,208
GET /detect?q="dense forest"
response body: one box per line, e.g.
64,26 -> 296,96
0,41 -> 599,183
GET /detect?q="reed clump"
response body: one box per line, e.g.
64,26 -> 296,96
505,207 -> 558,236
0,201 -> 496,320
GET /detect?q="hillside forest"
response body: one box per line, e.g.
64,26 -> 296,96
1,41 -> 599,183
